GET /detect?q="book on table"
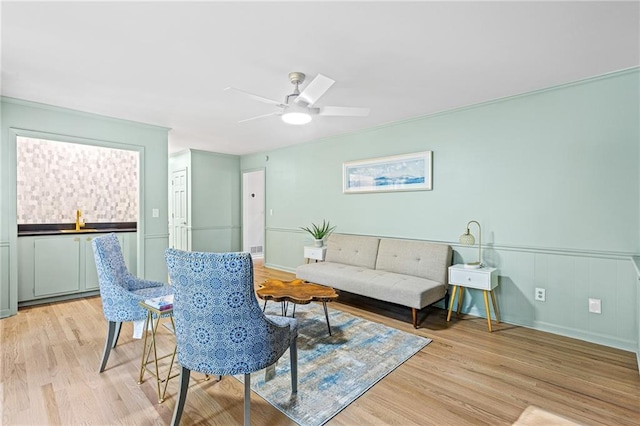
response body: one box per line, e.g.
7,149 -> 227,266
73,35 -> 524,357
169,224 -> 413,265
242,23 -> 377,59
144,294 -> 174,311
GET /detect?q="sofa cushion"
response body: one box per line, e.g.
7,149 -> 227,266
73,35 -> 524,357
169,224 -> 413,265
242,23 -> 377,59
296,261 -> 445,309
375,238 -> 452,284
324,233 -> 380,269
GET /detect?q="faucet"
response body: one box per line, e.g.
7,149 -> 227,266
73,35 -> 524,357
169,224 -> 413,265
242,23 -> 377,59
75,209 -> 85,231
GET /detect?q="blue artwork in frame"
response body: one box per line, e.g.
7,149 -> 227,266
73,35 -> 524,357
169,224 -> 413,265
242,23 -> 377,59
343,151 -> 432,193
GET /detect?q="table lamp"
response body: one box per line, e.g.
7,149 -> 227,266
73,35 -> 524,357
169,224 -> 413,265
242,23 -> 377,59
459,220 -> 482,269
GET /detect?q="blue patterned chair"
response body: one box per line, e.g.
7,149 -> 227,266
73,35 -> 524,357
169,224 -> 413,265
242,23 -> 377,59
92,233 -> 173,373
165,249 -> 298,426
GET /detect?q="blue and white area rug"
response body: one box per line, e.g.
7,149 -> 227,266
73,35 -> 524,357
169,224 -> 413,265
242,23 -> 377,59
236,302 -> 431,426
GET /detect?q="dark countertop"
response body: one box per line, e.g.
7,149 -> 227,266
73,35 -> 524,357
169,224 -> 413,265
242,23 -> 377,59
18,222 -> 137,236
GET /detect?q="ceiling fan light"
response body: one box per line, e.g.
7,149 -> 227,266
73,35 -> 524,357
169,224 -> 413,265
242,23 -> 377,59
281,112 -> 312,125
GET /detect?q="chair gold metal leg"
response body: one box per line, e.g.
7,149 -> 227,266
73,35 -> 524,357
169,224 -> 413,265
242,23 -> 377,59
150,315 -> 163,401
159,316 -> 179,402
138,311 -> 179,403
138,312 -> 152,384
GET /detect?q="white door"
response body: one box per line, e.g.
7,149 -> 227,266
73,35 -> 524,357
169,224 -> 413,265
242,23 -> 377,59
171,168 -> 188,250
242,170 -> 265,258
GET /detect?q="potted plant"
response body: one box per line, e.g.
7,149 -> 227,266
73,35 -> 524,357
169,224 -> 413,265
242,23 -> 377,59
300,220 -> 336,247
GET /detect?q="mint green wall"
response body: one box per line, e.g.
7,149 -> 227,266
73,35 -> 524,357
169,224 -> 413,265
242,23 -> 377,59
1,98 -> 170,318
169,149 -> 241,253
241,69 -> 640,351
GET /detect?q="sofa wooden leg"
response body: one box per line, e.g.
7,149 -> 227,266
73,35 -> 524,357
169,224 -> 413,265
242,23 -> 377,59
412,308 -> 418,328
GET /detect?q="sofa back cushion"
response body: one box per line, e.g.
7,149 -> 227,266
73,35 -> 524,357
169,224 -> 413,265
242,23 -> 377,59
375,238 -> 452,284
325,233 -> 380,269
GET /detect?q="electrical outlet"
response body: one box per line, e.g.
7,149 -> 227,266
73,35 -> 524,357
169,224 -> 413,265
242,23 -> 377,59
535,288 -> 546,302
589,298 -> 602,314
152,208 -> 159,218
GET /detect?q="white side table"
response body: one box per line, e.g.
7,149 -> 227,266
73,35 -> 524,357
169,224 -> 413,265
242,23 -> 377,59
447,264 -> 500,332
304,246 -> 327,263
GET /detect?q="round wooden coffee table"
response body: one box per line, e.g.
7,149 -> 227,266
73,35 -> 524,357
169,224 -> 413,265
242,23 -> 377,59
257,279 -> 339,335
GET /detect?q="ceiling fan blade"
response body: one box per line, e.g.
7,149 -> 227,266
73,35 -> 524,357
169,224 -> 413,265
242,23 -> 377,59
238,111 -> 280,123
296,74 -> 335,106
319,106 -> 370,117
224,87 -> 284,107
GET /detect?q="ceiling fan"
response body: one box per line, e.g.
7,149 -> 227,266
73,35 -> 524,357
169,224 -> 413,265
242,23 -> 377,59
224,72 -> 370,125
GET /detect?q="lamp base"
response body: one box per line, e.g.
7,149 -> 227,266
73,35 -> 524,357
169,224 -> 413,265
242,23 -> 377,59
464,262 -> 482,269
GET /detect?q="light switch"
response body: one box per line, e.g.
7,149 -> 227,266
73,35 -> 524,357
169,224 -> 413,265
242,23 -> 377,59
152,208 -> 159,218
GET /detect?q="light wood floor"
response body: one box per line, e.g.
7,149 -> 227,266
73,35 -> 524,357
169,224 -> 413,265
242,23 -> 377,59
2,261 -> 639,425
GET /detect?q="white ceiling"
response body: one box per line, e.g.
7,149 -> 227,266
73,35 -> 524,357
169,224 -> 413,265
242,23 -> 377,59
2,1 -> 638,155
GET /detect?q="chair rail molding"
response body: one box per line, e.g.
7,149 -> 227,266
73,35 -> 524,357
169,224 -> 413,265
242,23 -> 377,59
263,227 -> 639,352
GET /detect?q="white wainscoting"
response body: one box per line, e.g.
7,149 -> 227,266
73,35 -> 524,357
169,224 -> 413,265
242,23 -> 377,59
0,242 -> 11,316
265,228 -> 638,352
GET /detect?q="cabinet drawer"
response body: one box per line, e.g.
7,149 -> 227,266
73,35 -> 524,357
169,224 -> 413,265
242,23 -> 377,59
304,246 -> 326,261
34,237 -> 80,296
449,268 -> 494,290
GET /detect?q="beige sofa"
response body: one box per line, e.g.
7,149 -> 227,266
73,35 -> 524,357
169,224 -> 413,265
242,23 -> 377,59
296,233 -> 452,328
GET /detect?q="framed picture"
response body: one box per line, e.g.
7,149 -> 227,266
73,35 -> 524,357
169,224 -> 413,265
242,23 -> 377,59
343,151 -> 432,193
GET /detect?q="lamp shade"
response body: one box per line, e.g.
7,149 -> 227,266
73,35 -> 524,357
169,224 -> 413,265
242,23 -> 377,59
460,220 -> 482,269
459,232 -> 475,246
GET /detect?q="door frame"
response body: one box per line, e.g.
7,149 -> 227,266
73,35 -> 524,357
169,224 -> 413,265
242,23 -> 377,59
9,128 -> 145,317
170,167 -> 189,250
242,168 -> 266,258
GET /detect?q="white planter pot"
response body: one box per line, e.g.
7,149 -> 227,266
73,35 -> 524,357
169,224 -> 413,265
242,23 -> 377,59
314,239 -> 324,247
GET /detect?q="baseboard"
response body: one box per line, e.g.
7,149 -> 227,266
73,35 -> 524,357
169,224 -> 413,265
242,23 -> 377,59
459,303 -> 636,352
0,308 -> 14,319
264,262 -> 296,274
265,261 -> 638,356
18,290 -> 100,308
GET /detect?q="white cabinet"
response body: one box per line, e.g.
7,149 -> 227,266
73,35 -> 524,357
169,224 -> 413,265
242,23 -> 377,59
18,232 -> 136,302
448,265 -> 498,290
84,236 -> 101,291
304,245 -> 327,263
34,237 -> 80,296
447,264 -> 500,332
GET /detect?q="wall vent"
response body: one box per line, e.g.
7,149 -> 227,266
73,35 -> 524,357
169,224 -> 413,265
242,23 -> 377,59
250,245 -> 263,255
